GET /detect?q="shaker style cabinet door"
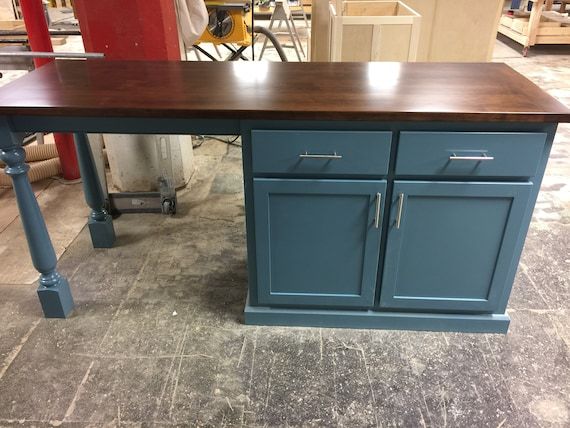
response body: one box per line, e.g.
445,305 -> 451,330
380,181 -> 532,313
254,178 -> 386,308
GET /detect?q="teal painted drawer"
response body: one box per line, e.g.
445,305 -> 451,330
251,130 -> 392,176
396,132 -> 547,177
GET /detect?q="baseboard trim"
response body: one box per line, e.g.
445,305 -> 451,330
244,299 -> 510,333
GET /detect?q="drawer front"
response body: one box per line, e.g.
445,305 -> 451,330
396,132 -> 547,178
252,130 -> 392,176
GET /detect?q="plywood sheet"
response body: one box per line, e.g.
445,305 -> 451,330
311,0 -> 332,60
428,0 -> 503,62
382,0 -> 435,60
378,24 -> 411,60
341,24 -> 373,60
344,1 -> 398,16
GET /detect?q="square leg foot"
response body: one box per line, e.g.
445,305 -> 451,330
88,215 -> 116,248
37,278 -> 75,318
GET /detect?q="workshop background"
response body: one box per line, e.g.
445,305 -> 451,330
0,0 -> 569,426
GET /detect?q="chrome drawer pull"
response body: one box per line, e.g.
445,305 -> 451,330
374,193 -> 382,229
299,151 -> 343,160
396,193 -> 404,229
449,153 -> 494,161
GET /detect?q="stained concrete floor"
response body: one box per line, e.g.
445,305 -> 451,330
1,39 -> 570,426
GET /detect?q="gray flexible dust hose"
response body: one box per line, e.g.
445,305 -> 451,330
252,26 -> 289,62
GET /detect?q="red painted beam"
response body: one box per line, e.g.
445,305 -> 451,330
19,0 -> 52,68
74,0 -> 181,60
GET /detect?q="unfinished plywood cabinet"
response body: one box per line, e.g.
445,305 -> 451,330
313,0 -> 503,62
329,0 -> 421,61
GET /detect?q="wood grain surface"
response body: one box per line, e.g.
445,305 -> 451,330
0,60 -> 568,122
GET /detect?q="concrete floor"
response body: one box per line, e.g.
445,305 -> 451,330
0,39 -> 569,426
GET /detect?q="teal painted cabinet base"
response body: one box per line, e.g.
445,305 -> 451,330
244,296 -> 511,333
242,123 -> 556,333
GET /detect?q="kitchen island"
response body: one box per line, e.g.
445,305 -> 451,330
0,60 -> 568,332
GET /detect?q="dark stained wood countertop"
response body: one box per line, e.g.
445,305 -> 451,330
0,60 -> 568,123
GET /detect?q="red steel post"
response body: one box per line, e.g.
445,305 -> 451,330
19,0 -> 80,180
73,0 -> 181,61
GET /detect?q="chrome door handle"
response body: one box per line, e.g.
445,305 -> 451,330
396,193 -> 404,229
449,153 -> 494,161
299,151 -> 342,159
374,193 -> 381,229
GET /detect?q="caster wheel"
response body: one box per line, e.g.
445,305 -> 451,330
162,199 -> 176,215
522,46 -> 529,57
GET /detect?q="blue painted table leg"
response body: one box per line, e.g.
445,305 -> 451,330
0,126 -> 74,318
74,133 -> 115,248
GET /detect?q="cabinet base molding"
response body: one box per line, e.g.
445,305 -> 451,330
244,298 -> 510,333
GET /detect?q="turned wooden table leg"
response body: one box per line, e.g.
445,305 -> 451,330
74,133 -> 115,248
0,120 -> 74,318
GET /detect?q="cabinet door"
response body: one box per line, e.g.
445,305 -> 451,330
254,179 -> 386,308
380,181 -> 532,313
